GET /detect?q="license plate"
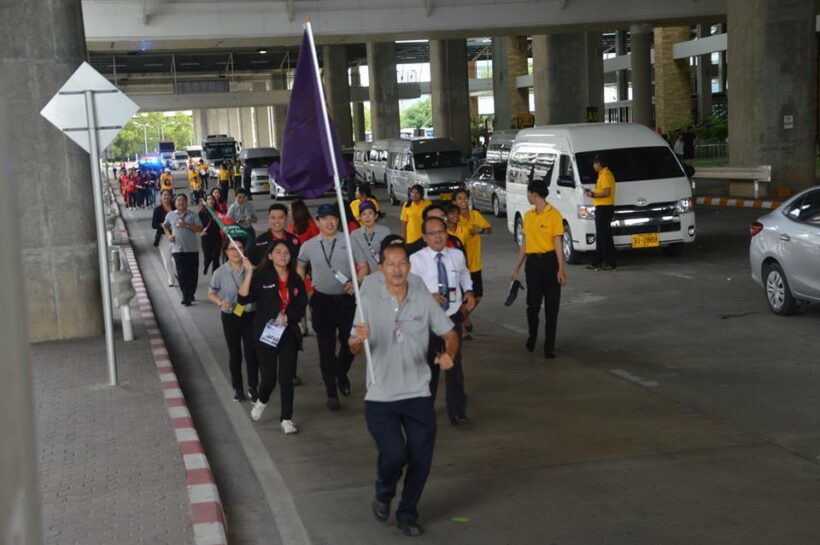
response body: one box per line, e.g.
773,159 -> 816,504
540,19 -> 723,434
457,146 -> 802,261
632,232 -> 660,248
261,183 -> 269,189
439,193 -> 453,201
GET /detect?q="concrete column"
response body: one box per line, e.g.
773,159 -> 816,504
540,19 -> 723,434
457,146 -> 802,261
271,74 -> 287,149
467,60 -> 480,122
228,108 -> 242,141
717,23 -> 727,93
350,66 -> 366,141
728,0 -> 817,192
615,30 -> 629,101
630,24 -> 654,127
1,0 -> 103,340
239,107 -> 255,148
252,81 -> 273,148
654,25 -> 692,133
696,24 -> 713,123
492,36 -> 530,131
323,45 -> 354,147
193,109 -> 209,144
430,39 -> 472,153
366,42 -> 400,139
532,33 -> 587,125
0,7 -> 40,534
585,32 -> 605,122
216,109 -> 231,135
206,109 -> 219,137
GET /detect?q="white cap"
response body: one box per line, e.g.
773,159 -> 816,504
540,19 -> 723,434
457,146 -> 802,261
164,168 -> 171,172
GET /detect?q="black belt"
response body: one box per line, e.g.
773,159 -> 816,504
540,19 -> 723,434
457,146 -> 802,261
526,251 -> 556,257
314,290 -> 353,300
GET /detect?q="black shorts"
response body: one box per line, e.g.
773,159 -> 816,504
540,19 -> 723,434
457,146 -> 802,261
470,270 -> 483,298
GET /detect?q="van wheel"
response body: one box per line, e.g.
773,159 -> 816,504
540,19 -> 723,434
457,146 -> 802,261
764,262 -> 798,316
661,243 -> 684,257
562,223 -> 582,264
389,184 -> 400,206
514,215 -> 524,248
492,195 -> 503,217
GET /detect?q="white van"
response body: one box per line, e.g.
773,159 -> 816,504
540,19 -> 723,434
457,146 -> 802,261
505,124 -> 695,263
238,147 -> 278,195
485,130 -> 518,163
173,151 -> 189,170
366,139 -> 393,185
385,138 -> 469,205
353,141 -> 372,181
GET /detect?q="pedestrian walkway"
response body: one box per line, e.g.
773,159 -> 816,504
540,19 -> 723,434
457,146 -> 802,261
32,321 -> 194,545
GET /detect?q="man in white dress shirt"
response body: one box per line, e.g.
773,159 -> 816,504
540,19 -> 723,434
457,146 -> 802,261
409,217 -> 476,425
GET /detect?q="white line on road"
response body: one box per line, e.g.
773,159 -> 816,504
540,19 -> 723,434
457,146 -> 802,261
610,369 -> 659,388
660,272 -> 695,280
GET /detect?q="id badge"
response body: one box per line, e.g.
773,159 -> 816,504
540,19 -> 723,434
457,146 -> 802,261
393,324 -> 404,344
370,247 -> 380,264
260,319 -> 286,348
334,270 -> 349,285
448,287 -> 457,304
233,303 -> 245,317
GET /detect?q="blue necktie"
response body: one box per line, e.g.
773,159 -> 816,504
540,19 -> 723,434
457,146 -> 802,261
436,252 -> 450,311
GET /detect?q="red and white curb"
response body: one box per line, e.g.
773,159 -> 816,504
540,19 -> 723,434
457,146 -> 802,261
115,200 -> 228,544
696,196 -> 782,210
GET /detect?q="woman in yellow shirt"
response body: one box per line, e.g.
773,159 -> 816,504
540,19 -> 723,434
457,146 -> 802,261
399,184 -> 431,244
453,187 -> 491,338
159,169 -> 175,193
509,180 -> 567,359
188,168 -> 203,205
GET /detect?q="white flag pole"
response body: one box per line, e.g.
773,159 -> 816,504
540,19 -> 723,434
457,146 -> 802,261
304,21 -> 374,379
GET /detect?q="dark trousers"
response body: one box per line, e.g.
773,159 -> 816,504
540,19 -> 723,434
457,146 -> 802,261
525,252 -> 561,353
243,175 -> 252,199
201,174 -> 209,190
232,175 -> 241,192
594,205 -> 616,267
172,252 -> 199,302
220,312 -> 259,393
255,330 -> 298,420
365,397 -> 436,524
427,312 -> 466,420
202,237 -> 221,274
310,291 -> 356,398
219,181 -> 229,203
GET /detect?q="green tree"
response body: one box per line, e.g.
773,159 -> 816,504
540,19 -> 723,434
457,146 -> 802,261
400,98 -> 432,129
110,111 -> 193,160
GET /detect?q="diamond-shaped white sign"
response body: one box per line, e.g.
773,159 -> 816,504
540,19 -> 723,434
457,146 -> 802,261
40,62 -> 139,153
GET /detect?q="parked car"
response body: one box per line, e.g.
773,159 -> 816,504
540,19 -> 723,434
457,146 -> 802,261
749,186 -> 820,315
465,162 -> 507,217
366,139 -> 393,185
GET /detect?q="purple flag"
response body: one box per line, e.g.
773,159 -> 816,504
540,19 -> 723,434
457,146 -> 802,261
270,30 -> 353,198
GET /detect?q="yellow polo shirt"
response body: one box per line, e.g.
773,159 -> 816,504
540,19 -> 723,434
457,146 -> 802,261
218,168 -> 231,182
523,204 -> 564,254
458,209 -> 491,273
593,167 -> 616,206
400,199 -> 432,243
188,170 -> 202,190
159,173 -> 174,191
350,197 -> 381,221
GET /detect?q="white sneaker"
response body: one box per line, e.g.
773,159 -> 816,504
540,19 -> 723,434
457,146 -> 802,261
250,400 -> 267,422
280,419 -> 298,435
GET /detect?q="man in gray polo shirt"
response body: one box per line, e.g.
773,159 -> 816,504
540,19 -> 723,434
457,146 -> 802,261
297,203 -> 369,410
350,236 -> 458,538
163,193 -> 204,306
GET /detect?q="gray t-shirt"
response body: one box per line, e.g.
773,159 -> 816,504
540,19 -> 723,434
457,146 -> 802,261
163,209 -> 202,254
298,232 -> 368,295
227,202 -> 257,225
209,263 -> 256,314
357,273 -> 454,402
350,224 -> 391,271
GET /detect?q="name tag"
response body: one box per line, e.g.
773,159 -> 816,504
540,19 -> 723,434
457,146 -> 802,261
233,303 -> 245,317
260,320 -> 286,347
333,270 -> 349,285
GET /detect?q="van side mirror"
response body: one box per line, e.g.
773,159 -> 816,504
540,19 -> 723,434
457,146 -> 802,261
683,163 -> 695,179
404,165 -> 413,172
557,175 -> 575,188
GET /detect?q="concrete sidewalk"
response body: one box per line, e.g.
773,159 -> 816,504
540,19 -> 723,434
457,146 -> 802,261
32,316 -> 194,545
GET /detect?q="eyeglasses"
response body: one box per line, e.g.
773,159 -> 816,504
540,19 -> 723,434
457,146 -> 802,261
425,229 -> 446,236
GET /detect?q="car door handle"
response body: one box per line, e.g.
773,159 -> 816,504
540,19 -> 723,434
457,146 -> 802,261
779,234 -> 791,242
556,190 -> 561,195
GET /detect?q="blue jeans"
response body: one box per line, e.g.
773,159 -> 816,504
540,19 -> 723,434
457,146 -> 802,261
364,396 -> 436,524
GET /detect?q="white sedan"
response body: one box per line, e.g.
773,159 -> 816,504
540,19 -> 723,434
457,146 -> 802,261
750,186 -> 820,315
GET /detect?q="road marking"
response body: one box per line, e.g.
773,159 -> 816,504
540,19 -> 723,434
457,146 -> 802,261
660,272 -> 695,280
500,323 -> 529,336
610,369 -> 659,388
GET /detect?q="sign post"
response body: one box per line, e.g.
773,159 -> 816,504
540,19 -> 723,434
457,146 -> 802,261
41,62 -> 140,386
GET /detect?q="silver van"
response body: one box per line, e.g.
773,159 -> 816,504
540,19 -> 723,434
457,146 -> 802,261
353,141 -> 372,181
238,147 -> 278,195
366,139 -> 393,185
385,138 -> 469,205
485,130 -> 518,163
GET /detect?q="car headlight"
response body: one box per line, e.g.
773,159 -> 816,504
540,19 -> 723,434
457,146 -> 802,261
676,198 -> 693,214
577,205 -> 595,219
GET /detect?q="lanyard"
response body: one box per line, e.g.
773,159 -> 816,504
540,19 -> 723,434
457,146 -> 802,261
227,267 -> 243,291
320,238 -> 337,270
278,272 -> 290,312
364,230 -> 377,249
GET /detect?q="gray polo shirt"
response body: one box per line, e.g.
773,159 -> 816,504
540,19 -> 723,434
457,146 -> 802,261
163,209 -> 202,254
209,263 -> 256,314
357,273 -> 454,403
298,232 -> 367,295
350,224 -> 391,271
227,201 -> 257,225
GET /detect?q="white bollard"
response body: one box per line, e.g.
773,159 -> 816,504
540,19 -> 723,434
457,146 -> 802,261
120,304 -> 133,341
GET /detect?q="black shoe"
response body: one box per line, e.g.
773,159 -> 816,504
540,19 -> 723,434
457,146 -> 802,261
326,397 -> 340,411
372,500 -> 390,523
525,336 -> 536,352
450,415 -> 471,426
247,387 -> 258,403
183,300 -> 192,307
586,263 -> 601,271
544,350 -> 556,359
202,268 -> 208,275
180,300 -> 186,305
397,521 -> 424,537
338,377 -> 351,397
233,390 -> 246,402
601,264 -> 618,271
293,375 -> 303,387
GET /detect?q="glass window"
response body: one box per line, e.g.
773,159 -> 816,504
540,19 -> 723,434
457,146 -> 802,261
244,156 -> 276,169
491,164 -> 507,185
369,149 -> 378,161
508,149 -> 555,186
789,190 -> 820,224
412,150 -> 464,169
575,146 -> 685,184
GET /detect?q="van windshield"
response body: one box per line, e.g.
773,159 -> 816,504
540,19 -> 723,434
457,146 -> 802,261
575,147 -> 684,184
413,151 -> 464,170
244,157 -> 277,169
